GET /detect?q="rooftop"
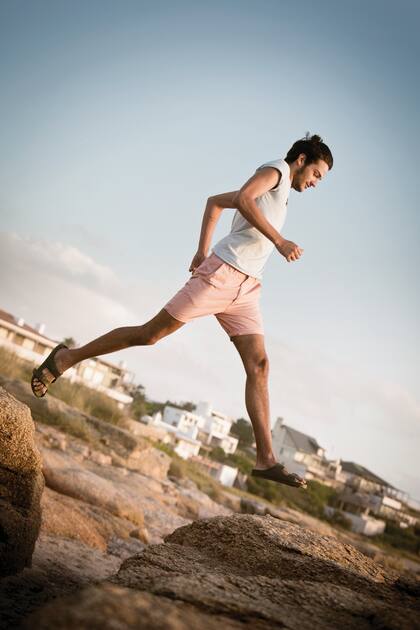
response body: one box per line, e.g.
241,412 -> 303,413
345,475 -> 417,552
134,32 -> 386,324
283,424 -> 323,455
340,461 -> 394,489
0,308 -> 50,341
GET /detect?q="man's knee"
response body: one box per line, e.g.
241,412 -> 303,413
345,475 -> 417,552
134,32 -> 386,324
131,325 -> 160,346
246,354 -> 269,378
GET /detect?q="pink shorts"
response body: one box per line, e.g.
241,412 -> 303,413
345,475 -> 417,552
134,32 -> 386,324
163,253 -> 264,339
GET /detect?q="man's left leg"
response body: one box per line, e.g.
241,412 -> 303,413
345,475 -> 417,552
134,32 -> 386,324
231,333 -> 306,487
231,334 -> 277,469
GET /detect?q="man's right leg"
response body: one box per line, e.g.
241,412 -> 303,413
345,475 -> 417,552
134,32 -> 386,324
31,309 -> 184,396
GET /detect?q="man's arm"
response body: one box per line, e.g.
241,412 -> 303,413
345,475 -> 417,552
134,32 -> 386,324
189,190 -> 238,272
234,167 -> 303,262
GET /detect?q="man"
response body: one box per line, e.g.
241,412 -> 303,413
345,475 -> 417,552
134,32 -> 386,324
31,133 -> 333,489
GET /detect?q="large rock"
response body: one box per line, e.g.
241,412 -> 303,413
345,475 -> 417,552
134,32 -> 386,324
41,487 -> 149,549
110,444 -> 170,480
40,447 -> 145,528
23,583 -> 247,630
0,386 -> 44,577
75,459 -> 192,543
0,533 -> 123,629
240,495 -> 338,536
24,515 -> 420,629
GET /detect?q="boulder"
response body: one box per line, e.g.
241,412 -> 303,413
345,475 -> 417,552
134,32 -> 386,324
0,386 -> 44,576
40,447 -> 145,527
110,445 -> 171,480
23,583 -> 247,630
76,460 -> 190,543
24,514 -> 420,629
0,533 -> 122,629
41,486 -> 149,550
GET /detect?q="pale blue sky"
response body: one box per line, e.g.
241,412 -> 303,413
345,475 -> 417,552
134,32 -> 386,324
1,1 -> 419,497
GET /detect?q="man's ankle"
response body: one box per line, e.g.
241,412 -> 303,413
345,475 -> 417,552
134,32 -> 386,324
255,455 -> 277,469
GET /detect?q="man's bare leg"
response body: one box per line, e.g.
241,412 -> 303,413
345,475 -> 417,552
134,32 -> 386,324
231,334 -> 277,469
32,308 -> 184,396
231,333 -> 306,486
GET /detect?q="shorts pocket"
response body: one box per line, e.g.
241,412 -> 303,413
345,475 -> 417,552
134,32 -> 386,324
192,255 -> 230,288
193,255 -> 224,277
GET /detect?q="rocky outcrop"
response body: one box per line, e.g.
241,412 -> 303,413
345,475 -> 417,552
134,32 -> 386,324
0,376 -> 171,480
24,514 -> 420,629
41,486 -> 150,549
124,418 -> 170,442
0,533 -> 123,629
0,387 -> 44,577
23,583 -> 248,630
40,447 -> 146,528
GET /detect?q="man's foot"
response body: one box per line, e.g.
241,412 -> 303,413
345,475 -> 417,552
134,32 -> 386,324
251,462 -> 307,489
31,344 -> 72,398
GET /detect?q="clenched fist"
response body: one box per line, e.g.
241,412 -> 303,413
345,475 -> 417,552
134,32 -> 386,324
276,239 -> 304,263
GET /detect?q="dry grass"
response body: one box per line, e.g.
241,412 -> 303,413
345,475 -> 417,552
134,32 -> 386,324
51,377 -> 126,427
32,406 -> 96,444
0,346 -> 33,381
0,346 -> 126,429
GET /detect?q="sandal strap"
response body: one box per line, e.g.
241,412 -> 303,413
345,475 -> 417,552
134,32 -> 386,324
38,343 -> 68,380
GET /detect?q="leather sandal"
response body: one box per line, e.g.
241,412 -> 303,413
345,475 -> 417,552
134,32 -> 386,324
31,343 -> 69,398
251,463 -> 307,489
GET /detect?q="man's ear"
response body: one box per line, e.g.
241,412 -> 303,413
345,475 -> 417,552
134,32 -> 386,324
297,153 -> 307,167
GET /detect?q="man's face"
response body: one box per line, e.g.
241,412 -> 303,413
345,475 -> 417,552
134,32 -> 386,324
292,157 -> 330,192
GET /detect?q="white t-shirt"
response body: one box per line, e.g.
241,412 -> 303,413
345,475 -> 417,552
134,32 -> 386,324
212,158 -> 291,280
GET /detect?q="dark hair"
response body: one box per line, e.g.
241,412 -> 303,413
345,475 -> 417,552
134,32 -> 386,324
285,132 -> 333,170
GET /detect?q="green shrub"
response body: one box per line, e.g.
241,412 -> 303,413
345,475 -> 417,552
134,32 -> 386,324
224,450 -> 254,475
169,459 -> 187,479
208,446 -> 227,464
324,509 -> 352,530
246,475 -> 339,519
373,521 -> 420,555
155,441 -> 175,456
208,447 -> 254,476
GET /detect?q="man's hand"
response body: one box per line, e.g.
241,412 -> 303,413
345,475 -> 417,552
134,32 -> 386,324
275,239 -> 304,263
189,250 -> 206,273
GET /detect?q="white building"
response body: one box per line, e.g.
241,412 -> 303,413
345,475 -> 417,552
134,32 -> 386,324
0,308 -> 134,408
145,401 -> 239,460
147,409 -> 202,460
324,506 -> 386,536
195,401 -> 238,455
191,455 -> 238,487
271,417 -> 328,480
336,461 -> 416,528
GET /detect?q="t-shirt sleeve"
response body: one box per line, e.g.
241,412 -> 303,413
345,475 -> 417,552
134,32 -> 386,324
255,159 -> 285,192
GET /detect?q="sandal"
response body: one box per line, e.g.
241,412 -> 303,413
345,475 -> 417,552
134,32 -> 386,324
251,463 -> 307,489
31,343 -> 69,398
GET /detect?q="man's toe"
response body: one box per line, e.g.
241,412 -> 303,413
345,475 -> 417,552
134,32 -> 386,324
33,377 -> 46,393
